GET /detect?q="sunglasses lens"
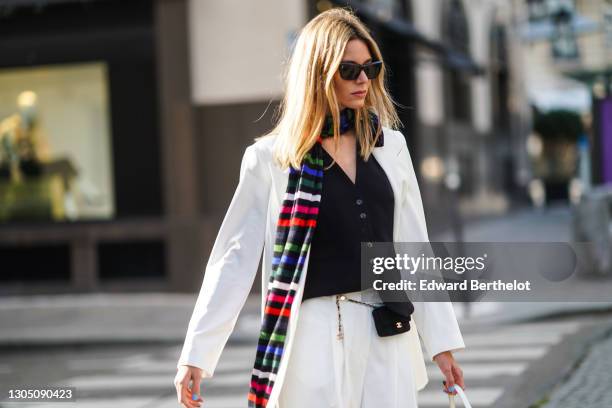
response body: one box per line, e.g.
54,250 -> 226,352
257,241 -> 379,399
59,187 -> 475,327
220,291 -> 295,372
364,62 -> 382,79
340,63 -> 361,80
339,62 -> 382,80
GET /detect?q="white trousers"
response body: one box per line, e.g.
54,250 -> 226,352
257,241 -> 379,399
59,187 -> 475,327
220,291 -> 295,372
277,288 -> 419,408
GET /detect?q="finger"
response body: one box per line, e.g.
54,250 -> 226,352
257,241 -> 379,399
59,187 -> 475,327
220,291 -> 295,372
176,372 -> 200,408
188,378 -> 204,407
180,380 -> 200,408
176,381 -> 191,406
181,398 -> 201,408
443,368 -> 456,395
453,364 -> 465,390
181,392 -> 200,408
188,389 -> 203,408
179,391 -> 197,408
176,380 -> 183,403
442,380 -> 453,395
188,391 -> 203,408
191,372 -> 203,403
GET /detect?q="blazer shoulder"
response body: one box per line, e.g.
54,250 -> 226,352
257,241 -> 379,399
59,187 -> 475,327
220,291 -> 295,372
382,126 -> 407,147
237,135 -> 278,186
249,134 -> 277,162
382,127 -> 410,160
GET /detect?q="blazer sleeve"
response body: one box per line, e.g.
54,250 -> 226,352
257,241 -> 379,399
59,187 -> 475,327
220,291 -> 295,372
177,144 -> 270,376
395,130 -> 466,362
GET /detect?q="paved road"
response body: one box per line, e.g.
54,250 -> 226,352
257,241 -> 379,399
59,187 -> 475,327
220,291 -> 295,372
419,317 -> 593,407
2,314 -> 609,408
2,204 -> 611,407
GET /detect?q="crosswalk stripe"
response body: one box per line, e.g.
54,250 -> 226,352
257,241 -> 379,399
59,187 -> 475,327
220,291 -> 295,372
451,346 -> 548,360
426,362 -> 528,379
58,375 -> 174,390
67,354 -> 150,371
43,320 -> 586,407
151,395 -> 245,408
462,332 -> 564,346
59,372 -> 250,390
7,397 -> 159,408
118,358 -> 251,374
497,321 -> 581,333
203,372 -> 251,388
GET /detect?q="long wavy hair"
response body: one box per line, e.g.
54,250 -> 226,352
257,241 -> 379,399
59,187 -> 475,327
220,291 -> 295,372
256,7 -> 402,170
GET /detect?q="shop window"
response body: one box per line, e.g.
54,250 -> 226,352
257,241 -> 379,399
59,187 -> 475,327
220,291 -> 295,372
0,62 -> 114,223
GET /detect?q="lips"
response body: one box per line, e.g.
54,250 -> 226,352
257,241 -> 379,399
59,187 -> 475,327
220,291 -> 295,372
351,90 -> 367,96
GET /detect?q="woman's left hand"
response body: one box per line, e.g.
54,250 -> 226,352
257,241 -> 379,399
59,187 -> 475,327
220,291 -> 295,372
432,351 -> 465,395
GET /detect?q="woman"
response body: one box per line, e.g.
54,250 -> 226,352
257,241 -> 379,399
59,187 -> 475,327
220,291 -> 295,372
175,8 -> 466,408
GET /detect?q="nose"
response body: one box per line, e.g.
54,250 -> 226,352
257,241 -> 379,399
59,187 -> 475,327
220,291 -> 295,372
356,69 -> 368,83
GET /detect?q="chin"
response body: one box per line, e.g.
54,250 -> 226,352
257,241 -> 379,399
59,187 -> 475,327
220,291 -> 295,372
343,100 -> 365,110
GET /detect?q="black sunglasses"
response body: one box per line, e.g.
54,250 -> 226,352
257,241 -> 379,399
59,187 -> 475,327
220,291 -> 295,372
338,60 -> 383,80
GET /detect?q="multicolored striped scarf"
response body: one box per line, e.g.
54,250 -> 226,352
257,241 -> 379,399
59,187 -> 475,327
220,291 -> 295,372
247,108 -> 383,407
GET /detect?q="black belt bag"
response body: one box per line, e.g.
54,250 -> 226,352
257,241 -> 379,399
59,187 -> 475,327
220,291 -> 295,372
335,294 -> 413,338
371,304 -> 412,337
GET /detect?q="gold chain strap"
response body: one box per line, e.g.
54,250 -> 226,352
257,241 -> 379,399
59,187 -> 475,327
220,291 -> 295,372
335,295 -> 344,340
342,296 -> 378,308
335,294 -> 382,340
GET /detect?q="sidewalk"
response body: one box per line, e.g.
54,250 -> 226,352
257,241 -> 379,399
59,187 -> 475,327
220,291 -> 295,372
540,326 -> 612,408
0,293 -> 261,347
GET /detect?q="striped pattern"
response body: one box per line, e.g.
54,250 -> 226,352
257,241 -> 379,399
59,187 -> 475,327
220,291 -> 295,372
247,109 -> 383,407
247,139 -> 325,407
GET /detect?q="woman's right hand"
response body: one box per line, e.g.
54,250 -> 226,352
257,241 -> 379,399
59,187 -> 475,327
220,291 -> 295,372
174,365 -> 204,407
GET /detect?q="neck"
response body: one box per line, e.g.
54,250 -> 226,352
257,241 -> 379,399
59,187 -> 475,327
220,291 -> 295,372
321,107 -> 355,137
326,106 -> 351,113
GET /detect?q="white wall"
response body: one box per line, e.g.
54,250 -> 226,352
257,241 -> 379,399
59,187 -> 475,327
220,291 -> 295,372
468,0 -> 495,134
188,0 -> 307,105
412,0 -> 445,127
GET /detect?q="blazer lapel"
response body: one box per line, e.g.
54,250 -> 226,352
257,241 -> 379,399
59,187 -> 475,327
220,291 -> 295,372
371,128 -> 407,242
268,128 -> 407,240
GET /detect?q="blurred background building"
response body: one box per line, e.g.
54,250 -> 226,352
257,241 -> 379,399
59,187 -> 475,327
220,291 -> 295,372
0,0 -> 609,295
515,0 -> 612,201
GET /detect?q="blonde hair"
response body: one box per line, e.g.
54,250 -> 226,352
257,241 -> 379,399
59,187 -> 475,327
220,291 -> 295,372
256,7 -> 402,170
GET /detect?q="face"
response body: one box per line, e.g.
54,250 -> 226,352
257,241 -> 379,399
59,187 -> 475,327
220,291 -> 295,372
333,38 -> 373,111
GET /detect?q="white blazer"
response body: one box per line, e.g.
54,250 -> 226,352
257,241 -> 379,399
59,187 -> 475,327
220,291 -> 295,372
177,127 -> 465,407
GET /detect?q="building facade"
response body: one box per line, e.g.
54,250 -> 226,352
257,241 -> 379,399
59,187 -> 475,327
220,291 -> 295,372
0,0 -> 531,293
